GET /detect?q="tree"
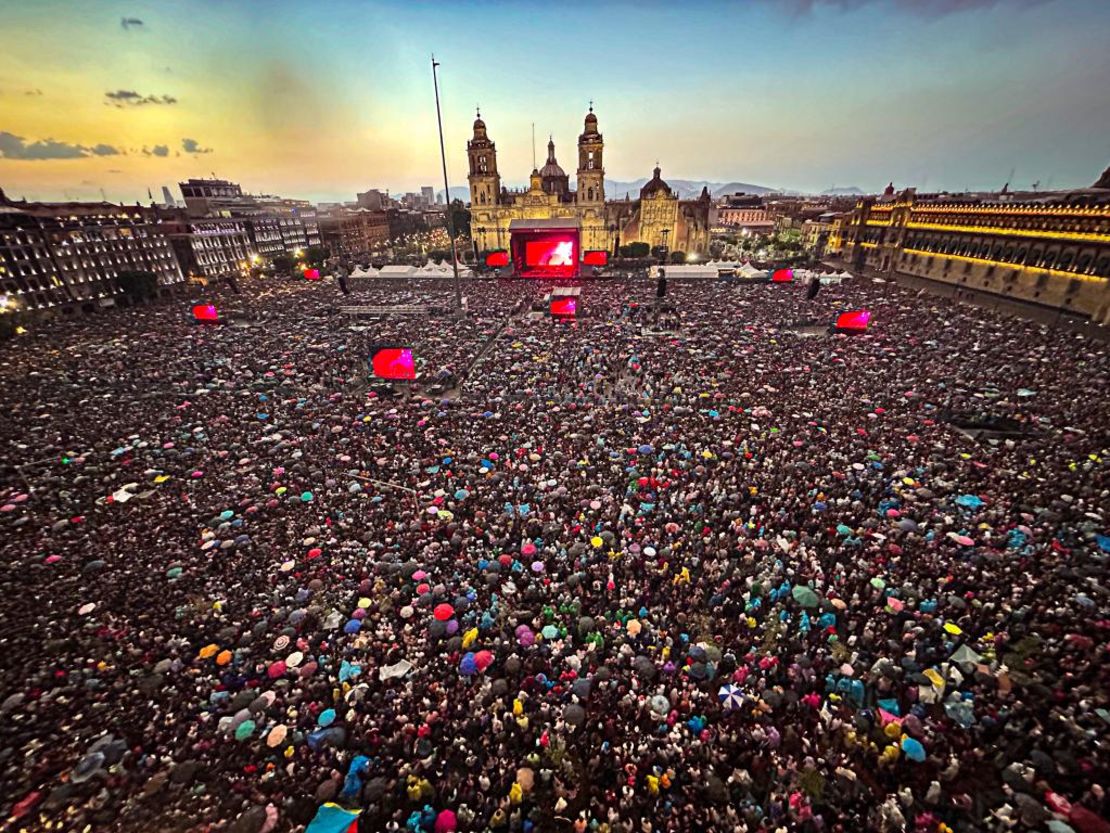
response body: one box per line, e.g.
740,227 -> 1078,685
304,245 -> 328,268
449,199 -> 471,239
669,251 -> 687,264
270,253 -> 295,275
620,242 -> 650,258
117,270 -> 159,301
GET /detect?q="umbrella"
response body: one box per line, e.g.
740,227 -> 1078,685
541,624 -> 558,639
266,725 -> 288,747
791,586 -> 819,608
649,694 -> 670,714
234,719 -> 256,741
901,736 -> 926,762
563,703 -> 586,726
267,660 -> 286,678
718,683 -> 745,711
318,708 -> 336,726
433,603 -> 454,621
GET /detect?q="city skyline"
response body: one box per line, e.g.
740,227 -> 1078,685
1,0 -> 1108,204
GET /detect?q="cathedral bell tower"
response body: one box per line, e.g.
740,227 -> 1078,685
576,103 -> 604,205
467,109 -> 500,208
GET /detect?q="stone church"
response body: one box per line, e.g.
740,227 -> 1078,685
466,106 -> 711,257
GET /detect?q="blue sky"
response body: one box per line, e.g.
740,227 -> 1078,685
0,0 -> 1107,202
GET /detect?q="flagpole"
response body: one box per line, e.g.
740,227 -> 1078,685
432,54 -> 463,316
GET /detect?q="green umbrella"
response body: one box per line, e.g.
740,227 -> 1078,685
791,586 -> 820,608
234,719 -> 256,741
870,577 -> 886,590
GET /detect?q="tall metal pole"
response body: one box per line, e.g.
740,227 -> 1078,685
432,55 -> 463,315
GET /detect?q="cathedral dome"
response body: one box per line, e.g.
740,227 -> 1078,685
640,166 -> 671,198
539,138 -> 566,179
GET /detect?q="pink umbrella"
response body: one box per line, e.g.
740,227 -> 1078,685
267,660 -> 287,678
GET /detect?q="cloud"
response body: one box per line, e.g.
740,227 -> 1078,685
182,137 -> 213,155
105,89 -> 177,107
121,17 -> 144,30
143,144 -> 170,157
0,131 -> 122,160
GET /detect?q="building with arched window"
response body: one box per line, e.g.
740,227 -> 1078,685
827,183 -> 1110,323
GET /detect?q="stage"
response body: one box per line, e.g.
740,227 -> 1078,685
509,219 -> 580,278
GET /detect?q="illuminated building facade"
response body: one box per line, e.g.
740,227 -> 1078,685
467,106 -> 711,257
829,187 -> 1110,323
0,197 -> 182,314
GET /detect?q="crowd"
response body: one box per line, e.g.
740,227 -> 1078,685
0,273 -> 1107,833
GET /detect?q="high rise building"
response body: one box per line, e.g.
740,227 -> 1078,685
421,186 -> 435,206
356,189 -> 386,211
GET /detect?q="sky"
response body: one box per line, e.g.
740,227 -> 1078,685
0,0 -> 1108,204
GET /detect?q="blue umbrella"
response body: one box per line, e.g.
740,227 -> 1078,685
718,684 -> 744,711
318,708 -> 336,726
343,619 -> 361,634
955,494 -> 983,509
901,736 -> 926,762
637,444 -> 654,455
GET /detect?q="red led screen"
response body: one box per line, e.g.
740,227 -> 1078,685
192,304 -> 219,323
772,268 -> 794,283
550,297 -> 577,317
526,240 -> 576,268
511,229 -> 579,277
304,268 -> 320,281
835,310 -> 872,331
583,250 -> 608,266
370,348 -> 416,380
485,250 -> 510,267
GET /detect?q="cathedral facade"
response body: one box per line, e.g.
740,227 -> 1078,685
467,107 -> 711,257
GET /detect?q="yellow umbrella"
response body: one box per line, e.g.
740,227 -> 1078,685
943,623 -> 963,635
216,649 -> 233,666
462,627 -> 478,649
591,536 -> 603,548
198,643 -> 219,659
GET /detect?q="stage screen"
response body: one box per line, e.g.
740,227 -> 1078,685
550,297 -> 577,317
370,348 -> 416,380
192,304 -> 219,323
511,229 -> 579,277
526,240 -> 575,268
772,268 -> 794,283
835,310 -> 872,331
304,268 -> 320,281
485,250 -> 510,267
583,250 -> 608,267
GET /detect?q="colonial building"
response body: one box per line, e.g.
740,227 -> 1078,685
605,168 -> 713,255
318,208 -> 391,257
0,196 -> 182,314
828,186 -> 1110,323
467,106 -> 711,257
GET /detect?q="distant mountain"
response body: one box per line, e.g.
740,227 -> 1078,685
605,178 -> 779,200
821,186 -> 865,196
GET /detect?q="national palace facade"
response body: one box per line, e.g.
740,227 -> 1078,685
466,106 -> 712,257
828,184 -> 1110,324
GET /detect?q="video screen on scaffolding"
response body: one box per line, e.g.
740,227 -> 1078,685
369,347 -> 416,380
512,229 -> 580,277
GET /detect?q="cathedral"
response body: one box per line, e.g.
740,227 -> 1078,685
467,106 -> 711,257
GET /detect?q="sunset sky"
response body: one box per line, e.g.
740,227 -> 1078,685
1,0 -> 1108,204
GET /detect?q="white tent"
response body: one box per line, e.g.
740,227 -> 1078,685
737,262 -> 765,279
378,265 -> 416,277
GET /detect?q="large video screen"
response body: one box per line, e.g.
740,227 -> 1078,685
370,347 -> 416,380
192,304 -> 219,323
583,250 -> 608,267
772,268 -> 794,283
526,239 -> 575,268
550,297 -> 577,317
485,250 -> 509,267
512,230 -> 579,277
835,310 -> 871,332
